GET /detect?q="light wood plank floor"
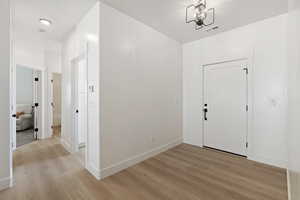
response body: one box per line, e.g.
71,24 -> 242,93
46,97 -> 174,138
0,138 -> 288,200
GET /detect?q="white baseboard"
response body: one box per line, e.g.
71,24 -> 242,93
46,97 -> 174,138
248,154 -> 287,169
100,138 -> 183,179
86,163 -> 101,180
0,177 -> 11,191
287,169 -> 291,200
60,138 -> 73,153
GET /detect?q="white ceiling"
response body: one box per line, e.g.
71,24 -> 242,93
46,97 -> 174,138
14,0 -> 288,43
99,0 -> 288,43
13,0 -> 97,41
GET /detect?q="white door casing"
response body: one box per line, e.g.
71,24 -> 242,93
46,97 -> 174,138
33,70 -> 42,140
77,59 -> 88,147
203,59 -> 248,156
71,53 -> 88,153
71,59 -> 80,152
48,73 -> 54,137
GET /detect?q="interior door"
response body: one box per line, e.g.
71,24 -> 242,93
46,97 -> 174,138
71,55 -> 88,152
71,61 -> 79,152
77,58 -> 87,147
33,70 -> 42,140
203,60 -> 248,156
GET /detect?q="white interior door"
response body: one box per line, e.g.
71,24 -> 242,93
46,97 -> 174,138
71,62 -> 79,151
203,60 -> 248,156
71,55 -> 88,152
49,73 -> 53,136
77,59 -> 87,147
33,70 -> 42,140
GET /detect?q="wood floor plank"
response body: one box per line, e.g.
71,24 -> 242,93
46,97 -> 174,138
0,138 -> 288,200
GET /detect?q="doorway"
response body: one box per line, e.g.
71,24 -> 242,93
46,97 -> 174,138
51,73 -> 62,138
15,65 -> 42,148
71,54 -> 88,165
203,59 -> 248,156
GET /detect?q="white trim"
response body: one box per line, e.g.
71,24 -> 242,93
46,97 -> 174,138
0,177 -> 11,191
100,138 -> 183,179
86,163 -> 101,180
70,51 -> 87,154
287,169 -> 291,200
60,138 -> 101,180
248,154 -> 287,169
48,73 -> 54,137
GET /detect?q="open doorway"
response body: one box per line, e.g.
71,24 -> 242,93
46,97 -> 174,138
71,54 -> 88,165
9,0 -> 100,183
51,73 -> 62,138
15,65 -> 42,148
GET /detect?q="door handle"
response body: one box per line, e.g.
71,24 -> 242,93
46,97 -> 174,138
203,104 -> 208,121
203,108 -> 208,120
12,114 -> 17,118
76,109 -> 79,114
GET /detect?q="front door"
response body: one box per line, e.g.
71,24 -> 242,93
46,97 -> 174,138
203,60 -> 248,156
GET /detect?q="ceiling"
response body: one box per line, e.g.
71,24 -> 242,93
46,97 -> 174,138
14,0 -> 288,43
13,0 -> 97,41
100,0 -> 288,43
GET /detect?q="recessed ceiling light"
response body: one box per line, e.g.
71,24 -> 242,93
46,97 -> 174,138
39,18 -> 52,27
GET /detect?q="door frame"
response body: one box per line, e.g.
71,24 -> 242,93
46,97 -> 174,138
201,58 -> 253,158
11,66 -> 46,150
70,50 -> 88,167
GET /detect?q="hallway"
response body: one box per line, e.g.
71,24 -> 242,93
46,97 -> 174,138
0,137 -> 288,200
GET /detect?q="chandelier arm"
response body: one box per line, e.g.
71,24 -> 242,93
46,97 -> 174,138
186,4 -> 197,23
195,25 -> 204,30
203,8 -> 215,26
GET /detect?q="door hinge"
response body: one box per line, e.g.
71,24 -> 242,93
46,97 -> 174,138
246,105 -> 249,111
243,67 -> 248,75
246,142 -> 249,148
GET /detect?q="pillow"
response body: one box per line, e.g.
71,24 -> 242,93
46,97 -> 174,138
16,112 -> 25,119
16,104 -> 33,114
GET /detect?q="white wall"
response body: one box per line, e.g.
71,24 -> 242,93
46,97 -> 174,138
0,0 -> 11,191
61,2 -> 100,178
14,31 -> 62,73
99,3 -> 182,177
16,66 -> 33,105
183,14 -> 288,168
287,0 -> 300,199
14,32 -> 45,70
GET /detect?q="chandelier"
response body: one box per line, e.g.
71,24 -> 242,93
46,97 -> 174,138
186,0 -> 215,30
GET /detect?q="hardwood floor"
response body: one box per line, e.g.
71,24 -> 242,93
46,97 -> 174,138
52,126 -> 61,138
0,138 -> 288,200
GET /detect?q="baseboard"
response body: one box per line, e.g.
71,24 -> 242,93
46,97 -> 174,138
86,163 -> 101,180
100,138 -> 183,179
0,177 -> 11,191
248,154 -> 287,169
60,138 -> 73,153
287,169 -> 291,200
